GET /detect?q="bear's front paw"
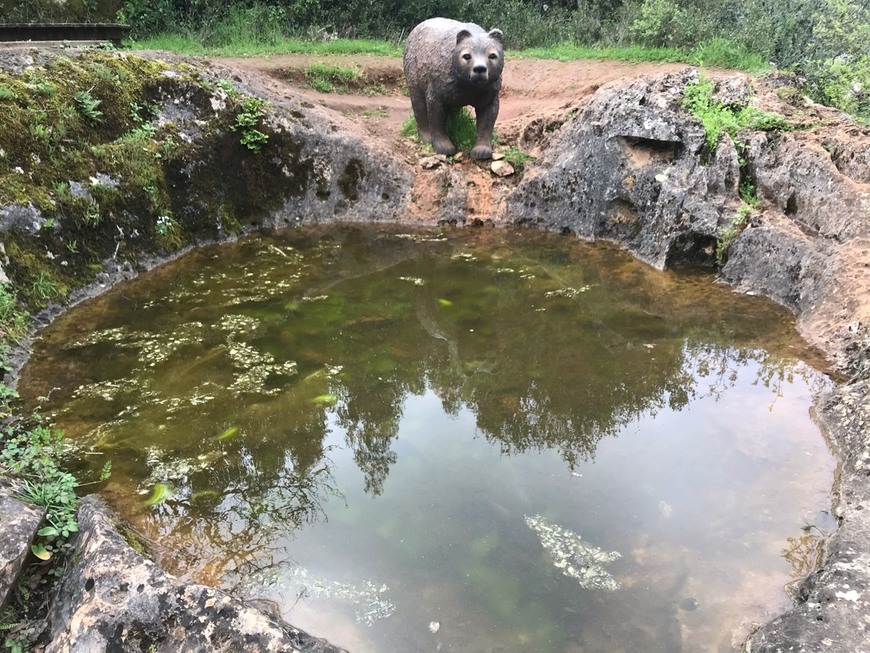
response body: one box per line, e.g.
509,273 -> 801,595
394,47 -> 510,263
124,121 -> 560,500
432,136 -> 456,156
470,144 -> 493,160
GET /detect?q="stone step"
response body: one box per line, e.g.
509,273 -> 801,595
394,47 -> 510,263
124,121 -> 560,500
0,478 -> 46,608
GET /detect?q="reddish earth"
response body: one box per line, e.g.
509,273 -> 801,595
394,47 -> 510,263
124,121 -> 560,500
215,54 -> 699,223
217,53 -> 693,154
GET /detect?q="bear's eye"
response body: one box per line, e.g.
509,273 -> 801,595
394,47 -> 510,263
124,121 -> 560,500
462,53 -> 472,61
489,53 -> 498,60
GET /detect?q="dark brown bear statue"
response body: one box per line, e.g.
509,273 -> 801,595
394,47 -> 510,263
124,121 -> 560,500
403,18 -> 504,160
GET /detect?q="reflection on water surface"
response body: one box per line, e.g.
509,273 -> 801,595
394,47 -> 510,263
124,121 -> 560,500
20,226 -> 835,652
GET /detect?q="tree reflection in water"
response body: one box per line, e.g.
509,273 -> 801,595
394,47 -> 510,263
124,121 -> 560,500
18,226 -> 829,589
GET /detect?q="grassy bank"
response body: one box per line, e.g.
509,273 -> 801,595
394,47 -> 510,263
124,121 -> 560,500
128,33 -> 769,75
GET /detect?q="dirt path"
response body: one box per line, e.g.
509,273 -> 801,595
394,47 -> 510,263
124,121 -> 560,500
218,53 -> 692,151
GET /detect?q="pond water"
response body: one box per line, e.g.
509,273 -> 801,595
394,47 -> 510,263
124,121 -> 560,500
19,226 -> 835,653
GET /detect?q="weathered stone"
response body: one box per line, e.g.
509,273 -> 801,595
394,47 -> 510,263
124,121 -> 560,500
490,159 -> 514,177
47,497 -> 347,653
0,478 -> 45,608
743,379 -> 870,653
507,70 -> 740,269
420,154 -> 449,169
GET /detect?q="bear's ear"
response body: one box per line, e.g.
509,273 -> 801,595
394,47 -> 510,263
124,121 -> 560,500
488,29 -> 504,45
456,29 -> 473,46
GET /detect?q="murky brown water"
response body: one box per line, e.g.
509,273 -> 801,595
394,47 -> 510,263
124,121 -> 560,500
19,226 -> 835,652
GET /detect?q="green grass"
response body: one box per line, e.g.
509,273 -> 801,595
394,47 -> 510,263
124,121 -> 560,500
515,39 -> 768,73
126,32 -> 768,74
304,62 -> 362,93
401,108 -> 479,153
513,44 -> 686,63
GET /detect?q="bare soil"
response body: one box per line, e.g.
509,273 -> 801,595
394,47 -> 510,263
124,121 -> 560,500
216,54 -> 695,224
217,53 -> 691,153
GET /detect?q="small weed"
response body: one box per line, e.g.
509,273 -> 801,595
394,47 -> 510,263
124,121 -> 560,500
73,89 -> 103,124
31,272 -> 59,301
28,78 -> 57,97
155,213 -> 179,238
503,146 -> 536,173
400,114 -> 419,140
52,182 -> 70,198
716,202 -> 755,265
29,123 -> 49,142
216,78 -> 240,98
231,97 -> 269,152
82,200 -> 101,226
1,420 -> 110,560
41,217 -> 58,230
683,75 -> 789,151
446,109 -> 479,153
0,284 -> 27,344
129,100 -> 159,124
304,62 -> 361,93
362,106 -> 388,118
0,84 -> 16,100
66,240 -> 78,254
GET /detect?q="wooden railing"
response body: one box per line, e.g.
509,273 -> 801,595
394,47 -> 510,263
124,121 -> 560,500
0,23 -> 130,46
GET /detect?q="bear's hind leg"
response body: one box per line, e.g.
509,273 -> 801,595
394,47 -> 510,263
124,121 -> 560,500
408,87 -> 431,143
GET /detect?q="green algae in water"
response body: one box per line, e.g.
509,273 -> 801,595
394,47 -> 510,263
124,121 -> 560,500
19,226 -> 836,653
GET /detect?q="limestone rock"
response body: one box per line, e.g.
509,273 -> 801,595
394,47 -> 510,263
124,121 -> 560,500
47,497 -> 346,653
507,70 -> 740,269
490,160 -> 514,177
420,154 -> 449,169
0,479 -> 45,608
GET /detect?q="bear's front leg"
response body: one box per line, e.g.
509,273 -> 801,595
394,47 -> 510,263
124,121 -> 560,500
471,98 -> 499,160
426,98 -> 456,156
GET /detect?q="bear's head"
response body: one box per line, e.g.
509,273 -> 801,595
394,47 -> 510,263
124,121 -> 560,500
453,27 -> 504,86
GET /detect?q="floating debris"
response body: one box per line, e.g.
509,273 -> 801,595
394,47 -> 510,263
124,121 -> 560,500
544,286 -> 591,299
218,314 -> 260,334
524,514 -> 621,591
282,567 -> 396,626
73,377 -> 144,401
429,621 -> 441,634
140,447 -> 226,492
398,276 -> 426,286
144,483 -> 172,506
451,252 -> 477,262
216,426 -> 240,441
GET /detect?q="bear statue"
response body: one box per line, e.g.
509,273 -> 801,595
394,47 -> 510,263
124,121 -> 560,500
403,18 -> 504,160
